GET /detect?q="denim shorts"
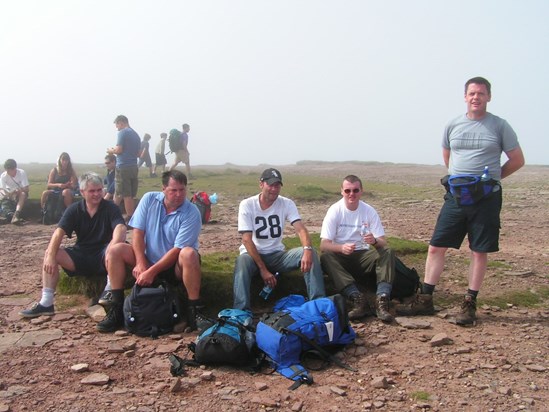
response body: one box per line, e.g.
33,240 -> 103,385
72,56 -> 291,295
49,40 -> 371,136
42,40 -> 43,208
430,188 -> 502,253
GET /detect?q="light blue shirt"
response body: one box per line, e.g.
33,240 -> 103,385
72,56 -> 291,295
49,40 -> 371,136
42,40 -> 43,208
129,192 -> 202,264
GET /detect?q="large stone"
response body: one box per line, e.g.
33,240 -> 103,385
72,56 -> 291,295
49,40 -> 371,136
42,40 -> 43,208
430,333 -> 453,347
80,373 -> 110,385
395,317 -> 432,329
86,305 -> 106,322
16,329 -> 63,348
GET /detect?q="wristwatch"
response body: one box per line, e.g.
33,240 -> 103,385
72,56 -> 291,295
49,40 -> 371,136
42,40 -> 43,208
303,246 -> 313,250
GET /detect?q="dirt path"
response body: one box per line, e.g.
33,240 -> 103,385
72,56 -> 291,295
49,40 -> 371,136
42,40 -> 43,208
1,163 -> 548,411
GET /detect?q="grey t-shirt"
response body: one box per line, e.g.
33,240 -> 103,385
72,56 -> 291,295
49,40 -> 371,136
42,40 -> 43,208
442,112 -> 520,181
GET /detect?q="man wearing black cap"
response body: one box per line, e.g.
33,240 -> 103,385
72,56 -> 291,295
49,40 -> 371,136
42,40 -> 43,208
233,168 -> 326,311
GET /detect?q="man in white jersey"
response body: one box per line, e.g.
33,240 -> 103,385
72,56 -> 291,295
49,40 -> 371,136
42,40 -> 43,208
320,175 -> 395,323
397,77 -> 525,325
233,168 -> 326,311
0,159 -> 29,224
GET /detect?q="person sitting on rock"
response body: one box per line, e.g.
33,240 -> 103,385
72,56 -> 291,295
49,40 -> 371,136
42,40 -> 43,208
40,152 -> 79,213
0,158 -> 29,224
19,172 -> 126,318
320,174 -> 396,323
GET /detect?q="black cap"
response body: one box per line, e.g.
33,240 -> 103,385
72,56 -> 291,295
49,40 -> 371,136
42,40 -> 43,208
260,168 -> 283,185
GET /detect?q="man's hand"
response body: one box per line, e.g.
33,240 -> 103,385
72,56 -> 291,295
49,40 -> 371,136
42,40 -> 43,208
135,268 -> 157,286
300,249 -> 313,273
341,243 -> 356,255
43,254 -> 58,276
260,269 -> 278,288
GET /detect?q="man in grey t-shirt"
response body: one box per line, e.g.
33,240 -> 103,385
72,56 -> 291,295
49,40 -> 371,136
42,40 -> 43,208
397,77 -> 525,326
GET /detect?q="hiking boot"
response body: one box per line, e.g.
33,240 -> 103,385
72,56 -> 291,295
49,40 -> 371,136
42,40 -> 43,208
455,293 -> 477,326
375,294 -> 394,323
96,304 -> 124,333
98,290 -> 113,308
11,211 -> 23,225
395,293 -> 435,316
186,303 -> 211,332
348,292 -> 368,320
19,302 -> 55,318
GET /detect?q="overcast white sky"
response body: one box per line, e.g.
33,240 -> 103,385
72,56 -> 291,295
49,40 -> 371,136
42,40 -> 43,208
1,0 -> 548,167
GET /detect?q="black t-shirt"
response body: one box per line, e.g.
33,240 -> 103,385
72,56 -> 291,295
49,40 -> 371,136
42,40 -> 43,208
58,199 -> 125,250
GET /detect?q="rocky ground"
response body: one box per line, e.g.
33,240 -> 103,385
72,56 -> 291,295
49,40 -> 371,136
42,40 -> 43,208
0,163 -> 548,412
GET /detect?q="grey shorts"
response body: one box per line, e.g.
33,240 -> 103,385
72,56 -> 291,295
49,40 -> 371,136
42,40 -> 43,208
115,166 -> 138,198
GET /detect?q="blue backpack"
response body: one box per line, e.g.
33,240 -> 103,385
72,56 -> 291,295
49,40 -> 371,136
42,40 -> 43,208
256,295 -> 357,389
190,309 -> 257,366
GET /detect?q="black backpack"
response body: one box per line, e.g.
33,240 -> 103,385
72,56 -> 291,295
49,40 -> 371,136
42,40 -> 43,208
0,198 -> 16,224
168,129 -> 182,152
42,192 -> 65,225
123,283 -> 182,338
391,257 -> 421,299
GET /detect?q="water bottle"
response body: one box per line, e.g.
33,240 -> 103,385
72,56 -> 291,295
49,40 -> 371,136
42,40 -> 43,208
209,193 -> 218,204
481,166 -> 490,181
259,272 -> 279,300
360,222 -> 370,248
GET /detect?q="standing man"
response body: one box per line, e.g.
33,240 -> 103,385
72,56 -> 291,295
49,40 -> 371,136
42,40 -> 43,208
97,170 -> 203,333
397,77 -> 525,325
0,159 -> 29,224
320,175 -> 395,323
107,115 -> 141,222
153,132 -> 168,176
19,172 -> 126,317
233,168 -> 325,311
170,123 -> 192,178
103,154 -> 116,201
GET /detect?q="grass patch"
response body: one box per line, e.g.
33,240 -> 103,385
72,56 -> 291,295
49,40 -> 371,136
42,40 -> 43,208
487,260 -> 512,269
410,391 -> 431,401
479,287 -> 549,309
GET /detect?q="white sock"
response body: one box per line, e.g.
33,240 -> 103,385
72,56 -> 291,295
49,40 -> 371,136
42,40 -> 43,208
39,288 -> 55,307
104,277 -> 112,292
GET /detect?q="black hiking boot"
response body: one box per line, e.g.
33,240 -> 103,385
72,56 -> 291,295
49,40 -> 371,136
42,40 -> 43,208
186,302 -> 212,332
455,293 -> 477,326
375,294 -> 394,323
395,293 -> 435,316
348,292 -> 369,320
97,304 -> 124,333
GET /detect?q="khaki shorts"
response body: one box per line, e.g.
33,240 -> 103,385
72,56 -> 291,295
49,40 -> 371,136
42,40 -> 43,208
175,149 -> 190,164
115,166 -> 138,198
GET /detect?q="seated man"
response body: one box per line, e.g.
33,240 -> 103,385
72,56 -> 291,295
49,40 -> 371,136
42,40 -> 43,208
98,170 -> 203,333
320,175 -> 395,323
0,159 -> 29,224
233,168 -> 326,311
20,172 -> 126,318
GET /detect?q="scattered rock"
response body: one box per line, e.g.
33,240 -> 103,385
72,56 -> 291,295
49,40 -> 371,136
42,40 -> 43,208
291,400 -> 304,411
70,363 -> 89,372
330,386 -> 347,396
430,333 -> 453,347
371,377 -> 389,389
155,343 -> 181,354
80,373 -> 110,385
85,305 -> 106,322
525,364 -> 546,372
395,317 -> 432,329
254,381 -> 268,390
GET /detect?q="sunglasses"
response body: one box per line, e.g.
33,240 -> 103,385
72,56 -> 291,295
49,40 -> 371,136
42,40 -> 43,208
343,188 -> 360,194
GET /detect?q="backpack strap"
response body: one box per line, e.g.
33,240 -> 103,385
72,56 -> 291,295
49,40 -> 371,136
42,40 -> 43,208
282,327 -> 357,372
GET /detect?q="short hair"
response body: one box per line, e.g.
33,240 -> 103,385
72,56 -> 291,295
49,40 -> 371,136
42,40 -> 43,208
162,170 -> 188,187
4,159 -> 17,170
114,115 -> 128,124
160,132 -> 167,138
182,123 -> 190,130
79,172 -> 103,191
143,133 -> 151,141
343,174 -> 363,189
465,77 -> 491,95
104,154 -> 116,163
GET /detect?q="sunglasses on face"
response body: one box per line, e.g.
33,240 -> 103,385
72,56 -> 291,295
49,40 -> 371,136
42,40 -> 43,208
343,188 -> 360,194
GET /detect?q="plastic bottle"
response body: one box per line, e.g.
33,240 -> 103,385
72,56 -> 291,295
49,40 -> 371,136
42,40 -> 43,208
481,166 -> 490,181
209,193 -> 218,204
360,222 -> 370,248
259,272 -> 279,300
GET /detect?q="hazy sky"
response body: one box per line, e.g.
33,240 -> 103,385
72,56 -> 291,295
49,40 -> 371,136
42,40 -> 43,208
2,1 -> 548,167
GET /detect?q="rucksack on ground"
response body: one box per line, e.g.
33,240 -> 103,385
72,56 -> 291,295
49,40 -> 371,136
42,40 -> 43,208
189,308 -> 257,366
123,282 -> 182,338
42,191 -> 65,225
191,191 -> 212,224
391,257 -> 421,299
256,294 -> 357,389
168,129 -> 182,152
0,198 -> 16,224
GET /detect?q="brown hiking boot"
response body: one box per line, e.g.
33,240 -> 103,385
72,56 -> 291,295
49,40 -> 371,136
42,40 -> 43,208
455,293 -> 477,326
348,292 -> 368,320
375,294 -> 394,323
395,293 -> 435,316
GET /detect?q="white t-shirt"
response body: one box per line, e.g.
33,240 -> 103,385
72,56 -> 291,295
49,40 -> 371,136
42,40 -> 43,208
320,198 -> 385,251
0,168 -> 29,200
238,194 -> 301,254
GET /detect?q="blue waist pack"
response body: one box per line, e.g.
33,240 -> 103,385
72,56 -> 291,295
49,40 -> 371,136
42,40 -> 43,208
443,174 -> 497,206
256,295 -> 357,389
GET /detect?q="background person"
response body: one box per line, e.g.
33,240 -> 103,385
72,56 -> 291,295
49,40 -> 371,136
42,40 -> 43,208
138,133 -> 155,178
232,168 -> 326,311
19,172 -> 126,318
103,154 -> 116,201
397,77 -> 525,326
170,123 -> 192,178
0,158 -> 29,224
107,115 -> 141,223
153,132 -> 168,176
320,175 -> 395,323
41,152 -> 78,211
